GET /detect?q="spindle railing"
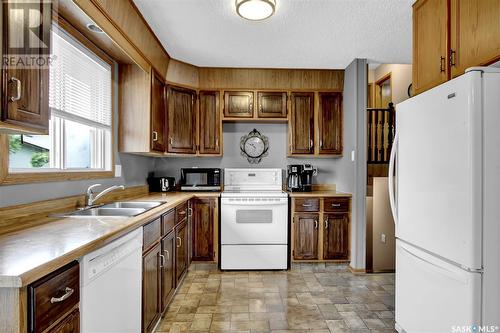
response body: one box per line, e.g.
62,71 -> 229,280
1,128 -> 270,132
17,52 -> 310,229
367,103 -> 395,163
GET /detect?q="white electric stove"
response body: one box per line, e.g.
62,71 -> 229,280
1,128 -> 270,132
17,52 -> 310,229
221,168 -> 288,270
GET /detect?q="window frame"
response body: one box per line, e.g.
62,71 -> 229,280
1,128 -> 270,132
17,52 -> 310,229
0,15 -> 115,185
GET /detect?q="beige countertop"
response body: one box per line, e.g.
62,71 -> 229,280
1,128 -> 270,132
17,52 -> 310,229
0,191 -> 219,288
287,190 -> 352,198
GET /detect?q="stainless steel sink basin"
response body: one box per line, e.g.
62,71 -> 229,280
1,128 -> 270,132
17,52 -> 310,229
101,201 -> 162,210
55,200 -> 164,218
67,207 -> 146,217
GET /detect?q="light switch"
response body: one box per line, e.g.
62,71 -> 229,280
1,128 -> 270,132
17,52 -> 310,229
351,150 -> 355,161
381,233 -> 386,243
115,165 -> 122,177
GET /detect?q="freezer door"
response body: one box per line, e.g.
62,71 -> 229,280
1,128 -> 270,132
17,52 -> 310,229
395,71 -> 482,269
396,240 -> 481,333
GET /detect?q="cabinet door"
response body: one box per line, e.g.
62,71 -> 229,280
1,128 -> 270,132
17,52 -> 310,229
257,91 -> 287,118
413,0 -> 449,94
175,220 -> 188,282
161,232 -> 175,312
318,92 -> 342,155
1,0 -> 51,133
290,92 -> 314,154
450,0 -> 500,78
142,243 -> 161,333
150,71 -> 166,152
323,213 -> 349,260
167,86 -> 197,154
47,309 -> 79,333
191,198 -> 214,261
199,91 -> 221,154
223,91 -> 254,118
293,213 -> 319,260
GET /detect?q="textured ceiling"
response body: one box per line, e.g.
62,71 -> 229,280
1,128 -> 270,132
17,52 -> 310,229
133,0 -> 413,69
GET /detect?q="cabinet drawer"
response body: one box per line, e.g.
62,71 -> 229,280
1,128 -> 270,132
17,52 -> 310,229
28,261 -> 79,333
143,217 -> 161,251
294,198 -> 320,212
324,198 -> 350,212
176,202 -> 188,222
162,209 -> 175,236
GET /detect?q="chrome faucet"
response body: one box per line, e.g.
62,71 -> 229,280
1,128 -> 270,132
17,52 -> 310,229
85,184 -> 125,207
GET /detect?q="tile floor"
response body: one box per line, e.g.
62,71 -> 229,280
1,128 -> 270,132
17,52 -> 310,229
157,264 -> 396,333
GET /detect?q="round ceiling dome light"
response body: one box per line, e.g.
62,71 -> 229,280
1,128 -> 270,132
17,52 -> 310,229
236,0 -> 276,21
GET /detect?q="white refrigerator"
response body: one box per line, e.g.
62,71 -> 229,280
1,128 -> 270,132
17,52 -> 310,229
389,67 -> 500,333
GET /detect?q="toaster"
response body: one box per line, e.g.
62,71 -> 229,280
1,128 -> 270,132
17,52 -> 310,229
148,177 -> 176,192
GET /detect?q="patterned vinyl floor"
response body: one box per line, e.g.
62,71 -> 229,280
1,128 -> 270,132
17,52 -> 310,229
156,264 -> 396,333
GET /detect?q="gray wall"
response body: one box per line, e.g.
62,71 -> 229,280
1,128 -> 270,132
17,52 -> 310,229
0,63 -> 155,208
347,59 -> 368,270
154,121 -> 356,193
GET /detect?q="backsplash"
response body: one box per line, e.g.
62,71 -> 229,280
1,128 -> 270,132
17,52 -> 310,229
153,122 -> 356,192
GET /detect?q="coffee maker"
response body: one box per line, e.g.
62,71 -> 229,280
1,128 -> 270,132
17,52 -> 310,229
287,164 -> 318,192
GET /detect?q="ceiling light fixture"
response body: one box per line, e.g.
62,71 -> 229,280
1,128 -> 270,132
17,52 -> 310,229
236,0 -> 276,21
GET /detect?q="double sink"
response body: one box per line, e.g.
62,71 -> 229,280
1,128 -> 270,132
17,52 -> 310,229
62,201 -> 163,217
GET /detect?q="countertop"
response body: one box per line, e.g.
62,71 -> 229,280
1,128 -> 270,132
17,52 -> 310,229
287,190 -> 352,198
0,189 -> 351,288
0,191 -> 219,288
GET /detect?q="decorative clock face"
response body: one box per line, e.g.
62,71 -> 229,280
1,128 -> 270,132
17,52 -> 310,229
244,137 -> 265,157
240,129 -> 269,164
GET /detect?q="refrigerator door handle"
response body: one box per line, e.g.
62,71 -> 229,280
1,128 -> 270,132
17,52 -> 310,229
399,242 -> 469,284
388,130 -> 399,227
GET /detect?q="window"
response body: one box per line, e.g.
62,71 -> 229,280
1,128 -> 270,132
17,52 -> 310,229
8,24 -> 113,173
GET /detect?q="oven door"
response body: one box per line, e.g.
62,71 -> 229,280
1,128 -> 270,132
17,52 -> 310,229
221,197 -> 288,245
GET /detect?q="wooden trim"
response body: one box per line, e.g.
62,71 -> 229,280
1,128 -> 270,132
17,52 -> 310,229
348,266 -> 366,274
0,185 -> 149,235
72,0 -> 150,72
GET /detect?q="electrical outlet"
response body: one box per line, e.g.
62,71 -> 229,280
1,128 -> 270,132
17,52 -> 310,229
381,233 -> 386,243
115,165 -> 122,177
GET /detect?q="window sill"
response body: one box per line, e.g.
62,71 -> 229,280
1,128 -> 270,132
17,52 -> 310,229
0,170 -> 115,186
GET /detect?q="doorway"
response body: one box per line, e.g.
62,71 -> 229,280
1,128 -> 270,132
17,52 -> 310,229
365,64 -> 411,273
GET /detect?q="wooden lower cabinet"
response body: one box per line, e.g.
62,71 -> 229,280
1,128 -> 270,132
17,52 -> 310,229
292,197 -> 351,262
323,213 -> 349,260
142,243 -> 161,333
48,309 -> 79,333
175,219 -> 188,283
161,231 -> 176,312
191,198 -> 215,261
293,213 -> 319,260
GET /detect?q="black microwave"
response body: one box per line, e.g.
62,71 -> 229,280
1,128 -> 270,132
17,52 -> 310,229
180,168 -> 221,191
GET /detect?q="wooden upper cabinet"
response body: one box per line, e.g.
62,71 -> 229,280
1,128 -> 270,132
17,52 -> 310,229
257,91 -> 287,118
191,198 -> 214,261
223,91 -> 254,118
413,0 -> 448,94
293,213 -> 319,260
150,71 -> 166,152
450,0 -> 500,78
1,0 -> 51,134
318,92 -> 342,155
323,213 -> 349,260
142,243 -> 161,333
166,85 -> 197,154
198,91 -> 221,155
290,92 -> 314,154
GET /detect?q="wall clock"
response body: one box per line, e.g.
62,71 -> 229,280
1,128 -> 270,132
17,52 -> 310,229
240,129 -> 269,164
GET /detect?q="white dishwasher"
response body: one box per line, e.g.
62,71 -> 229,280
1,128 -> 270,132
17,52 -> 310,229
80,228 -> 143,333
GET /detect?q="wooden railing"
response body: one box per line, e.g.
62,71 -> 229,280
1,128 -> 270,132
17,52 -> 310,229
367,103 -> 395,163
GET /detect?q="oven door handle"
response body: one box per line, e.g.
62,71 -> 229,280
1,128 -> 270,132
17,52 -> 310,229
221,200 -> 287,206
